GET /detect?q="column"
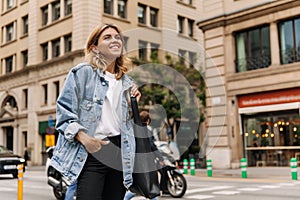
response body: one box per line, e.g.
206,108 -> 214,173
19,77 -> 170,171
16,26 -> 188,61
270,22 -> 280,66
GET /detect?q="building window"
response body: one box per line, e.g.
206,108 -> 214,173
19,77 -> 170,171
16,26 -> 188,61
54,81 -> 60,101
6,0 -> 14,9
42,84 -> 48,105
6,23 -> 14,42
64,34 -> 72,53
189,51 -> 196,67
150,7 -> 158,27
104,0 -> 113,15
123,36 -> 129,51
41,43 -> 48,61
178,16 -> 184,34
52,1 -> 61,21
138,4 -> 146,24
22,15 -> 28,35
178,49 -> 186,65
138,40 -> 147,61
150,43 -> 159,61
64,0 -> 72,16
21,50 -> 28,66
278,18 -> 300,64
188,0 -> 193,5
22,89 -> 28,109
188,19 -> 194,37
5,56 -> 13,73
235,26 -> 271,72
118,0 -> 127,18
52,39 -> 60,57
41,6 -> 48,26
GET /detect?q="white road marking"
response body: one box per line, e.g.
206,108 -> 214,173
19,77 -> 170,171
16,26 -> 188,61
186,194 -> 215,199
213,190 -> 240,195
186,186 -> 234,194
238,187 -> 262,191
259,185 -> 281,189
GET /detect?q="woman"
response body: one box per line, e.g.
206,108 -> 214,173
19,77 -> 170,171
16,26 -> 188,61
50,24 -> 141,200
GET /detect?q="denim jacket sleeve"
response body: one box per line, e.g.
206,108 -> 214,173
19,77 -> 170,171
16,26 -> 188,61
55,67 -> 87,142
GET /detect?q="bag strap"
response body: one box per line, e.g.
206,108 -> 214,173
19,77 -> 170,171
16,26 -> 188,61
130,96 -> 143,126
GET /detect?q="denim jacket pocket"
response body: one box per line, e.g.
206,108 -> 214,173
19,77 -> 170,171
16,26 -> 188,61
79,99 -> 94,122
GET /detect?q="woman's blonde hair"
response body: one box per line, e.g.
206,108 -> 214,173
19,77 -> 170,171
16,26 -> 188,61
84,24 -> 132,80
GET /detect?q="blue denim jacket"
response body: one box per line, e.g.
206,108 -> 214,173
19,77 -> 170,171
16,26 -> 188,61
50,63 -> 136,188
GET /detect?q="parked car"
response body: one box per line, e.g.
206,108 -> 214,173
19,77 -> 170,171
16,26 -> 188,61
0,145 -> 25,178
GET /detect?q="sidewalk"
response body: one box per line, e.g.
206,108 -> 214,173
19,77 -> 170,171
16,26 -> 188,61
194,167 -> 293,180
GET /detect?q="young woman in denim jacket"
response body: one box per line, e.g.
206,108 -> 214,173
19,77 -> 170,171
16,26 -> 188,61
50,24 -> 141,200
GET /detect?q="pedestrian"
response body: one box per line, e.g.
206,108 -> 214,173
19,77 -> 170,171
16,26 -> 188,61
50,23 -> 141,200
23,147 -> 29,169
124,111 -> 164,200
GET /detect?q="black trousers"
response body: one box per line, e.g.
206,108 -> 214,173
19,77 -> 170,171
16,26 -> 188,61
76,135 -> 126,200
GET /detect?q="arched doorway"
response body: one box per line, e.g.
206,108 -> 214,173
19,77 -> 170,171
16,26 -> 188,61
0,95 -> 18,151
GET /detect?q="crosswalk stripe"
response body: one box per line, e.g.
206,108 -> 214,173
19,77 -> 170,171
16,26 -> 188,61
213,190 -> 240,195
186,194 -> 214,199
259,185 -> 281,189
238,187 -> 262,191
186,186 -> 234,194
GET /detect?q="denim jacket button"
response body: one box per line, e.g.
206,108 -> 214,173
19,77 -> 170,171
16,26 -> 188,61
79,157 -> 83,162
101,82 -> 106,86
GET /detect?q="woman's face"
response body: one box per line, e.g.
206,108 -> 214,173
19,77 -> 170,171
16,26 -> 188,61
95,27 -> 123,61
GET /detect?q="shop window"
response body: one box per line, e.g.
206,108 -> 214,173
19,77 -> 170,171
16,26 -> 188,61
52,1 -> 61,21
104,0 -> 113,15
64,0 -> 72,16
41,42 -> 48,61
22,15 -> 28,35
150,7 -> 158,27
118,0 -> 127,18
52,38 -> 60,57
41,6 -> 48,26
235,26 -> 271,72
138,4 -> 146,24
64,34 -> 72,53
278,17 -> 300,64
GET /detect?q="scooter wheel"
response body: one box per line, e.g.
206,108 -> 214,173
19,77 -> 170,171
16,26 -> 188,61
167,174 -> 187,198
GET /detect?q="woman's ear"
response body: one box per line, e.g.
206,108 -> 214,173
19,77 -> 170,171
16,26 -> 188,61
91,45 -> 98,53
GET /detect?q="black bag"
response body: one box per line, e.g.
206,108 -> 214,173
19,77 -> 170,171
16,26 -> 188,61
129,96 -> 160,199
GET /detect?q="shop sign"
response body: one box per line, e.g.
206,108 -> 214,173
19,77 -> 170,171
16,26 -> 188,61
238,88 -> 300,108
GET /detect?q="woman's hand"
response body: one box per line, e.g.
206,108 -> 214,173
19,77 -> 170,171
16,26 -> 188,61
131,84 -> 141,102
76,131 -> 110,153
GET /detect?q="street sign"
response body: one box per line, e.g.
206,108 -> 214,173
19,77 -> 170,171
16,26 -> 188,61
46,127 -> 55,134
48,115 -> 54,127
45,134 -> 55,147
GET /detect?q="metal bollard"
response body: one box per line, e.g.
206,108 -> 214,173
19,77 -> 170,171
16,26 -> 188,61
190,158 -> 195,176
240,158 -> 247,178
18,164 -> 24,200
183,159 -> 188,174
290,158 -> 298,180
206,159 -> 212,177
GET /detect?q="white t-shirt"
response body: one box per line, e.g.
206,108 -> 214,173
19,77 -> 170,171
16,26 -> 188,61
95,71 -> 121,139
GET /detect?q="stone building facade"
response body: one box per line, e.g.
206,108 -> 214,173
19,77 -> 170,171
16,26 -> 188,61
0,0 -> 203,165
198,0 -> 300,168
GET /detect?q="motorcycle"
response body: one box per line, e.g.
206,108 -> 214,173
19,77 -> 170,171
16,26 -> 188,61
46,140 -> 186,199
46,146 -> 67,200
155,141 -> 187,198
